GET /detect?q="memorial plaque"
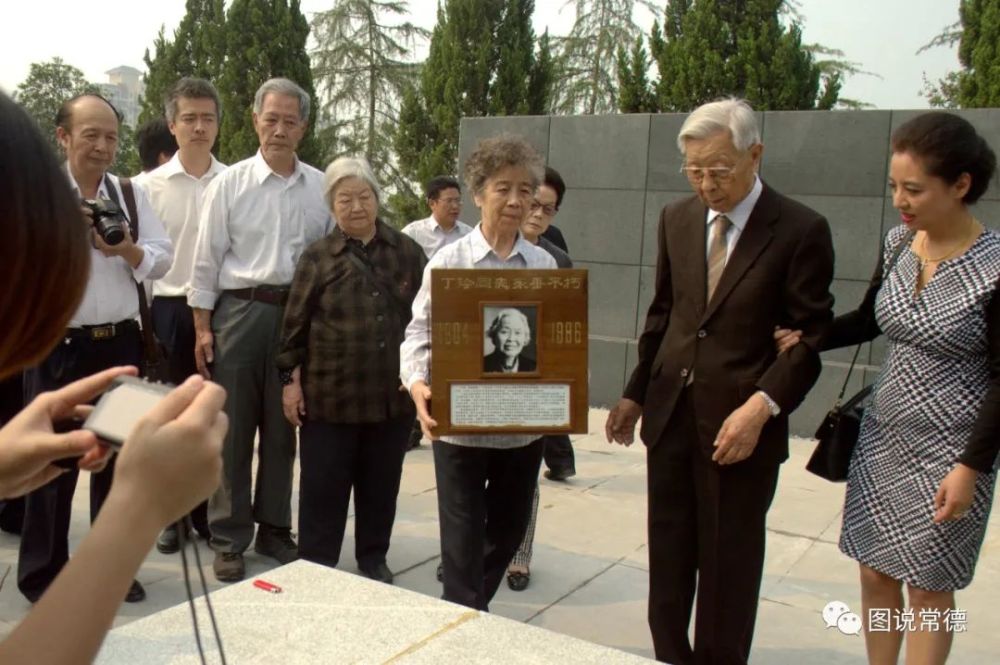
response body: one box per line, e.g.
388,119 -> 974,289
431,269 -> 588,435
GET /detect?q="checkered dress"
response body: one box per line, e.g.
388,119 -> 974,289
841,225 -> 1000,591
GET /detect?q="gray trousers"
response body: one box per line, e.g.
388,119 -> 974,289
208,294 -> 296,553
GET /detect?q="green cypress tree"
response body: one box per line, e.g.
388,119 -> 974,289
653,0 -> 838,111
958,0 -> 1000,107
139,1 -> 226,126
218,0 -> 319,165
490,0 -> 536,115
617,34 -> 657,113
527,29 -> 556,114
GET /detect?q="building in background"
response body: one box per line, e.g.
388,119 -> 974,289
100,65 -> 144,127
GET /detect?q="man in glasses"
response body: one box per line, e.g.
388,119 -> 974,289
606,98 -> 835,665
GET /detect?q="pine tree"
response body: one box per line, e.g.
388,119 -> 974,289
218,0 -> 319,165
394,0 -> 552,221
617,35 -> 657,112
553,0 -> 658,115
14,58 -> 99,156
311,0 -> 427,224
957,0 -> 1000,107
139,1 -> 226,125
652,0 -> 839,111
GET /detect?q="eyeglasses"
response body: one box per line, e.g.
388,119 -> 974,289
679,165 -> 738,184
529,201 -> 558,216
437,196 -> 462,206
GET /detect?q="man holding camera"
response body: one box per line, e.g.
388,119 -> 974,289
17,93 -> 172,604
189,78 -> 330,582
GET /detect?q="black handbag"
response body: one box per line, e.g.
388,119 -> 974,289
806,230 -> 914,482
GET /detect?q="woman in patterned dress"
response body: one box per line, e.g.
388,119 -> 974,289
779,112 -> 999,665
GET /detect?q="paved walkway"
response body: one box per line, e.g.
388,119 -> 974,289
0,408 -> 997,663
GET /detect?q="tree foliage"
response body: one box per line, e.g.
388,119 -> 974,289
311,0 -> 427,225
218,0 -> 319,165
14,58 -> 99,156
617,35 -> 657,112
140,0 -> 226,126
651,0 -> 839,112
554,0 -> 658,114
919,2 -> 1000,108
394,0 -> 553,221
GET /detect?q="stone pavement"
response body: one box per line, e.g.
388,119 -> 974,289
0,408 -> 997,663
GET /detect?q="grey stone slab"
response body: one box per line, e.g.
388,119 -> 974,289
760,111 -> 892,197
527,563 -> 655,660
823,278 -> 871,365
458,116 -> 551,174
635,266 -> 656,339
751,599 -> 868,665
548,115 -> 651,191
645,113 -> 689,191
970,199 -> 1000,230
578,261 -> 640,339
641,190 -> 694,266
588,337 -> 628,408
789,195 -> 885,282
789,364 -> 866,439
557,188 -> 645,265
889,108 -> 1000,202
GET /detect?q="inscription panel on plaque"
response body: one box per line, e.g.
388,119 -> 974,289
431,269 -> 588,435
450,383 -> 571,428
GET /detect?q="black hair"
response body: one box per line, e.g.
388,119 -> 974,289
425,176 -> 461,201
543,166 -> 566,209
135,117 -> 178,171
164,77 -> 221,123
891,112 -> 997,204
0,92 -> 90,378
54,93 -> 122,131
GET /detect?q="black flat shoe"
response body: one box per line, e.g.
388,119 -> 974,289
125,579 -> 146,603
506,570 -> 530,591
544,468 -> 576,482
359,561 -> 394,584
156,524 -> 185,554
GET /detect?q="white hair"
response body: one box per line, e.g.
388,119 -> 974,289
253,77 -> 311,122
487,308 -> 531,345
323,156 -> 382,203
676,98 -> 761,154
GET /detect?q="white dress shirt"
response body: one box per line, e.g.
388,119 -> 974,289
187,151 -> 332,310
704,175 -> 763,261
400,215 -> 473,259
400,224 -> 558,449
67,168 -> 173,327
139,153 -> 227,297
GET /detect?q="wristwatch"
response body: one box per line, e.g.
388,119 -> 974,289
278,367 -> 295,386
756,390 -> 781,417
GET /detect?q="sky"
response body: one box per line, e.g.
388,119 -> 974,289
0,0 -> 961,110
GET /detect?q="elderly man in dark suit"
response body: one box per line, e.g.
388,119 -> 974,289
606,98 -> 835,665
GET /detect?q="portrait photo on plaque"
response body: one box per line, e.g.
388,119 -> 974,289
482,304 -> 539,375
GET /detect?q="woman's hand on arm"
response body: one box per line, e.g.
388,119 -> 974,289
282,366 -> 306,427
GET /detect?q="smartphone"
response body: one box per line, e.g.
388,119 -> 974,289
83,376 -> 173,449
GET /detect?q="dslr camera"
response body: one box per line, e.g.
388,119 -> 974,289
82,198 -> 128,246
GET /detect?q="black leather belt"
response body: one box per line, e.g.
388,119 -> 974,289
67,319 -> 140,341
225,287 -> 291,306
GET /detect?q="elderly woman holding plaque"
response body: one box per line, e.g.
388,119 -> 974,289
400,135 -> 557,610
277,156 -> 426,584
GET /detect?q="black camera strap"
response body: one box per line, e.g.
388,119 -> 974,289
102,175 -> 165,383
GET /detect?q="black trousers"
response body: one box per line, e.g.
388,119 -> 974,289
542,434 -> 575,474
646,388 -> 780,665
0,374 -> 25,534
151,296 -> 207,533
433,439 -> 543,611
18,328 -> 143,602
298,414 -> 412,569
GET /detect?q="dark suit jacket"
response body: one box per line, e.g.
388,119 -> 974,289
623,184 -> 835,465
483,350 -> 537,373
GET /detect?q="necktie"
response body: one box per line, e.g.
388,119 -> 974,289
706,215 -> 731,304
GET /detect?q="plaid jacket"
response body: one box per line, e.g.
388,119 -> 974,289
277,220 -> 427,423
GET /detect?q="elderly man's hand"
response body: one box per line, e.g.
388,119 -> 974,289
712,394 -> 771,465
409,381 -> 437,440
92,223 -> 144,268
605,398 -> 642,446
282,367 -> 306,427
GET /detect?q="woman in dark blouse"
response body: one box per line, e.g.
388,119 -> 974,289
277,156 -> 426,584
779,112 -> 999,664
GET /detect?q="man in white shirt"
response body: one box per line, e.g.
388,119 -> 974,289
188,78 -> 331,582
400,176 -> 472,259
139,78 -> 227,554
18,93 -> 173,605
399,176 -> 471,450
133,116 -> 178,180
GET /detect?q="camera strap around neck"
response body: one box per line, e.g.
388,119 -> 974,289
102,174 -> 164,381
